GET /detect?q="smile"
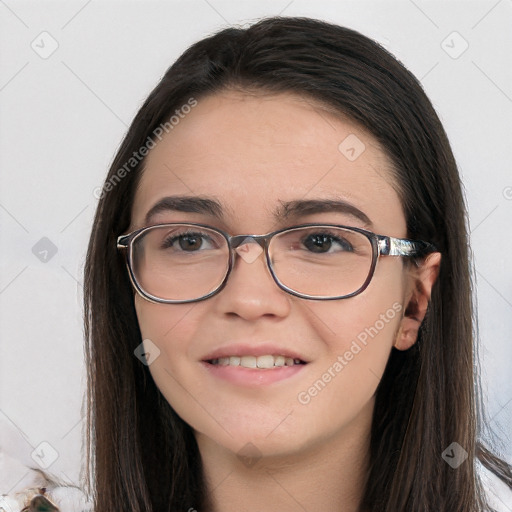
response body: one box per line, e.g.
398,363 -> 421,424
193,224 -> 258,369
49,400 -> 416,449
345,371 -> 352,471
208,355 -> 306,368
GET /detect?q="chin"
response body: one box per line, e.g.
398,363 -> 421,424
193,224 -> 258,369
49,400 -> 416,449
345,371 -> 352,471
193,410 -> 321,461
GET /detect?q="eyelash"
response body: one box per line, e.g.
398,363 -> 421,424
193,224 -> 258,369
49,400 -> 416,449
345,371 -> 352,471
159,229 -> 354,254
161,231 -> 217,250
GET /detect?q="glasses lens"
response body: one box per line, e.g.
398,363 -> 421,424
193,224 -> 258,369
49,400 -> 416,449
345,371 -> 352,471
131,225 -> 229,301
270,226 -> 374,298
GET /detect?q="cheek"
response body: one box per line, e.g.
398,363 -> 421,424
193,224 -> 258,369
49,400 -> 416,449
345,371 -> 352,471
294,267 -> 407,409
134,296 -> 206,421
134,295 -> 199,348
134,296 -> 198,390
302,261 -> 406,357
298,297 -> 403,406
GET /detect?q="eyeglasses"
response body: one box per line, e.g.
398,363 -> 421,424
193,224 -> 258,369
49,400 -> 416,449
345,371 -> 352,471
117,222 -> 437,304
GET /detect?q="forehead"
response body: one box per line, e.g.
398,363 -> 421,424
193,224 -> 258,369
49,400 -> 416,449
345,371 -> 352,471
131,90 -> 405,235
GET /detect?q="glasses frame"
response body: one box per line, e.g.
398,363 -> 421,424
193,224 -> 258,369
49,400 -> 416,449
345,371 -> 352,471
117,222 -> 437,304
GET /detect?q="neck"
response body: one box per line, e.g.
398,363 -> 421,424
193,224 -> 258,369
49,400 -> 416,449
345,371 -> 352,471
196,398 -> 373,512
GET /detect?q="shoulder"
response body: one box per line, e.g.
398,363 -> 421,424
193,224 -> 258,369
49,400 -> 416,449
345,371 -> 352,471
477,459 -> 512,512
0,487 -> 92,512
0,451 -> 92,512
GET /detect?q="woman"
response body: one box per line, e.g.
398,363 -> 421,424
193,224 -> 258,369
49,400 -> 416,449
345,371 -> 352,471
9,15 -> 508,512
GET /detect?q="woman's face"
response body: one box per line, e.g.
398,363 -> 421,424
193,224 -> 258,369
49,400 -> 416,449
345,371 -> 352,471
130,90 -> 425,460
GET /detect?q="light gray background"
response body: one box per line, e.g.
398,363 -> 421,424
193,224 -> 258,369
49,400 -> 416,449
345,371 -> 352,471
1,0 -> 511,491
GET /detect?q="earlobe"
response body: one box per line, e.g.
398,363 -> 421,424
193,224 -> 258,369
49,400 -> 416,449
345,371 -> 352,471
394,252 -> 441,350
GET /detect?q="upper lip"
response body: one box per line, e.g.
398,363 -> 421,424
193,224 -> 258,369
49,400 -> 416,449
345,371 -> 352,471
201,342 -> 310,363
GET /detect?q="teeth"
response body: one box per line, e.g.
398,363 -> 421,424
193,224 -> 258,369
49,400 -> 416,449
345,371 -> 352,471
241,356 -> 257,368
256,355 -> 274,369
274,355 -> 285,367
209,355 -> 304,368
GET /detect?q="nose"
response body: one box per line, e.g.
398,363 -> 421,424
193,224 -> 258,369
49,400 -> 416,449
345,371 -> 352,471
213,238 -> 291,320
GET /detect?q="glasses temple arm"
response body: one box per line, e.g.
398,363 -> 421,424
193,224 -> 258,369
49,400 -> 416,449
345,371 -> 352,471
117,235 -> 130,249
378,236 -> 437,257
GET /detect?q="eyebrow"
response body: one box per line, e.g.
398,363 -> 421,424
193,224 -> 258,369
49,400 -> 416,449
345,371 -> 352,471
144,195 -> 372,227
277,198 -> 372,227
145,196 -> 225,225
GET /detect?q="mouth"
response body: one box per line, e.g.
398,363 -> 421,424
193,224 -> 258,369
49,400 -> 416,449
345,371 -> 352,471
205,355 -> 307,369
200,343 -> 310,385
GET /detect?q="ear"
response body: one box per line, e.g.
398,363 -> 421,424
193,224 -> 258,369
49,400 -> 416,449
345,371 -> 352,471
394,252 -> 441,350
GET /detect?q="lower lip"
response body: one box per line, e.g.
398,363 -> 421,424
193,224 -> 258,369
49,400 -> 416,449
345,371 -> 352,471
201,361 -> 307,386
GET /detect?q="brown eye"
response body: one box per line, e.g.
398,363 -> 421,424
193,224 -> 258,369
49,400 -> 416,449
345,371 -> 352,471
177,234 -> 203,251
161,231 -> 216,252
302,232 -> 353,253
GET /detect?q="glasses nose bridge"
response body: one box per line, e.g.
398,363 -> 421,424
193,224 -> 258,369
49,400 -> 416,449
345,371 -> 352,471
227,233 -> 273,272
228,233 -> 271,252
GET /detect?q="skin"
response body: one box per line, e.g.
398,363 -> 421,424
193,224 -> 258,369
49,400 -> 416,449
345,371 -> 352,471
130,90 -> 441,512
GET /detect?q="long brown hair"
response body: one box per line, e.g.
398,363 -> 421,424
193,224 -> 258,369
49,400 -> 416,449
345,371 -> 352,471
83,16 -> 512,511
